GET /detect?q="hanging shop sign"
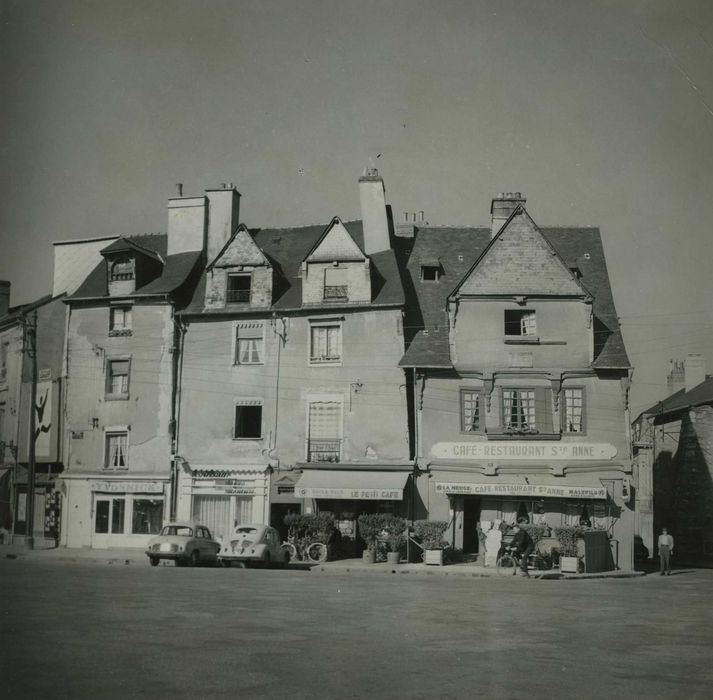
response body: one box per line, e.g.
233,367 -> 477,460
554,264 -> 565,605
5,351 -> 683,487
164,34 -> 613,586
431,442 -> 617,461
435,482 -> 607,500
296,487 -> 403,500
92,481 -> 164,494
192,478 -> 257,496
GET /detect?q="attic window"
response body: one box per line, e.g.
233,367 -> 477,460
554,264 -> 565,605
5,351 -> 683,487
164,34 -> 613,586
227,273 -> 251,303
421,265 -> 440,282
110,257 -> 134,281
505,310 -> 537,337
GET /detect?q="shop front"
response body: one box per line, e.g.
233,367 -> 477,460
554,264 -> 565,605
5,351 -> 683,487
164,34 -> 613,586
59,474 -> 169,548
293,466 -> 413,553
176,465 -> 269,542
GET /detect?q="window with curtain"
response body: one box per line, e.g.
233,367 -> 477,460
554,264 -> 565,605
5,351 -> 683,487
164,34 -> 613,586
235,323 -> 264,364
310,324 -> 341,363
106,359 -> 129,397
192,495 -> 232,542
105,432 -> 128,469
110,307 -> 132,332
308,401 -> 342,462
502,389 -> 536,430
563,388 -> 584,433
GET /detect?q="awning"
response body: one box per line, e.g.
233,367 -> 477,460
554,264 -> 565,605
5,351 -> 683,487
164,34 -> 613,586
294,470 -> 409,501
433,473 -> 608,500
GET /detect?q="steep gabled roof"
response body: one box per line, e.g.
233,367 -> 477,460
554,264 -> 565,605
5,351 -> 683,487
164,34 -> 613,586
207,224 -> 269,270
303,217 -> 367,263
101,236 -> 164,263
398,224 -> 630,369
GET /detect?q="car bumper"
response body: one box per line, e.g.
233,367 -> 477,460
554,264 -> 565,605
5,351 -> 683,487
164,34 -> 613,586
146,551 -> 189,561
217,552 -> 264,562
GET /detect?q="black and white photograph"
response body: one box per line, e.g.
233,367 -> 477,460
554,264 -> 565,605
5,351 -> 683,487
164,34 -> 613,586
1,1 -> 713,698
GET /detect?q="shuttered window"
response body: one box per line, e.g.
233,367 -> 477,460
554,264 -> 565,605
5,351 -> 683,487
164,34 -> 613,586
106,359 -> 130,397
308,401 -> 342,462
310,324 -> 341,363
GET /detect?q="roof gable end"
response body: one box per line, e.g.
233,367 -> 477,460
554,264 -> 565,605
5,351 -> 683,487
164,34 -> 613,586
207,224 -> 269,270
305,217 -> 367,263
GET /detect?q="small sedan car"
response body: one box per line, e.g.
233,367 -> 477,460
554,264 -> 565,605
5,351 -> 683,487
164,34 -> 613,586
146,522 -> 220,567
217,524 -> 289,568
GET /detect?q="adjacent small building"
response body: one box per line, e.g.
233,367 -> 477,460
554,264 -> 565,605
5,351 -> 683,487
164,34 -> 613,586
399,193 -> 636,569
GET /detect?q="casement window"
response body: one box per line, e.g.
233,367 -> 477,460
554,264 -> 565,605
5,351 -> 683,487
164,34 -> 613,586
227,273 -> 251,303
421,265 -> 440,282
106,359 -> 130,398
235,322 -> 264,365
109,306 -> 132,333
563,388 -> 585,434
105,431 -> 129,469
309,323 -> 342,364
323,268 -> 348,301
461,390 -> 482,433
234,399 -> 263,439
500,387 -> 554,435
110,256 -> 134,281
504,310 -> 537,337
307,400 -> 342,462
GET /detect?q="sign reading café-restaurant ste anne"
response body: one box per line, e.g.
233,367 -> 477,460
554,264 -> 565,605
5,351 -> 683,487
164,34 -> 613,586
431,442 -> 617,461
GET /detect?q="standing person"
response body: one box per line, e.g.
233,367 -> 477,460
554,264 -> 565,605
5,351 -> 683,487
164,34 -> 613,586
658,527 -> 674,576
509,521 -> 534,578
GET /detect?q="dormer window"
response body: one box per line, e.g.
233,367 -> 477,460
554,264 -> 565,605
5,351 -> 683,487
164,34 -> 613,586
110,256 -> 134,281
324,268 -> 348,301
421,265 -> 440,282
504,310 -> 537,337
227,273 -> 251,303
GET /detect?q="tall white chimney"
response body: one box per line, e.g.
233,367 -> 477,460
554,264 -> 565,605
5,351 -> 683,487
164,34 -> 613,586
358,168 -> 390,255
167,195 -> 208,256
684,354 -> 706,392
205,186 -> 241,264
491,192 -> 526,237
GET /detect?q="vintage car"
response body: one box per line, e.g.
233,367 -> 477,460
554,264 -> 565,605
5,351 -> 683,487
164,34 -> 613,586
217,524 -> 289,568
146,522 -> 221,567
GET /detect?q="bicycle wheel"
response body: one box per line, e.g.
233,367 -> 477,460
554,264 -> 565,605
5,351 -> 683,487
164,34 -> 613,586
281,542 -> 298,562
530,554 -> 548,579
497,553 -> 518,577
306,542 -> 328,563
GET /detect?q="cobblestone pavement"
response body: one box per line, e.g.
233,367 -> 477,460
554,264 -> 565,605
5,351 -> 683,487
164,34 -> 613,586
0,558 -> 711,700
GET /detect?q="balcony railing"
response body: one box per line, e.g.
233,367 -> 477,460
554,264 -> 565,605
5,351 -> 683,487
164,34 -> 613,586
227,289 -> 251,303
307,439 -> 341,463
323,285 -> 348,300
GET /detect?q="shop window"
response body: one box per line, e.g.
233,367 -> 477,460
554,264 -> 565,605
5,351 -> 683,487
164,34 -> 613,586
563,388 -> 585,433
106,359 -> 130,398
227,273 -> 251,303
109,307 -> 132,335
504,310 -> 537,338
110,256 -> 134,281
105,432 -> 128,469
310,323 -> 342,364
95,497 -> 125,534
307,400 -> 342,462
324,268 -> 348,300
235,322 -> 264,364
460,390 -> 482,433
234,400 -> 262,439
131,498 -> 164,534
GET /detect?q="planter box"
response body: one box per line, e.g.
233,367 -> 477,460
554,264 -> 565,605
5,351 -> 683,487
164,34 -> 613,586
560,556 -> 580,573
386,551 -> 401,565
362,549 -> 376,564
424,549 -> 444,566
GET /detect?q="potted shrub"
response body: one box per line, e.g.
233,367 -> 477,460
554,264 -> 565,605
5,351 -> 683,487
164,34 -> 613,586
554,525 -> 583,573
414,520 -> 449,565
381,515 -> 407,565
357,513 -> 384,563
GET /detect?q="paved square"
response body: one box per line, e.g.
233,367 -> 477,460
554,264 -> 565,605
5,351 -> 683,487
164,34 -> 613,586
1,559 -> 711,699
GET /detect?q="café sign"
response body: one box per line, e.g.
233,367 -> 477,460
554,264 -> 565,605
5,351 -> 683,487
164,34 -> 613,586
296,487 -> 403,501
431,442 -> 617,461
435,482 -> 607,500
92,481 -> 164,494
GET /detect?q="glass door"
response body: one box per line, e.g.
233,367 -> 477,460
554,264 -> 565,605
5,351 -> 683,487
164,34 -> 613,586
92,496 -> 126,547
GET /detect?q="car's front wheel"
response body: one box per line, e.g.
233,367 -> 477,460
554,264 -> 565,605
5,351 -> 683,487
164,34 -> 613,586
149,556 -> 159,567
262,551 -> 271,569
190,549 -> 200,567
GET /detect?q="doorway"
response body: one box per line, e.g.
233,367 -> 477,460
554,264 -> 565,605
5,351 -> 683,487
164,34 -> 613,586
270,503 -> 301,542
92,496 -> 126,547
463,497 -> 481,554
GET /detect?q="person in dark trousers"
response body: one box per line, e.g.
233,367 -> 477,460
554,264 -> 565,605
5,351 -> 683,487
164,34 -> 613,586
658,527 -> 674,576
509,522 -> 534,578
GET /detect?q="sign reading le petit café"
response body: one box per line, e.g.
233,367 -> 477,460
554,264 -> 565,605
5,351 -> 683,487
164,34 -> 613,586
431,442 -> 617,461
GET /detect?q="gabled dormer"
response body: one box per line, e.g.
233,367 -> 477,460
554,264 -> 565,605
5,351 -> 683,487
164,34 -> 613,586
101,238 -> 164,297
205,224 -> 273,309
448,203 -> 594,370
300,217 -> 371,306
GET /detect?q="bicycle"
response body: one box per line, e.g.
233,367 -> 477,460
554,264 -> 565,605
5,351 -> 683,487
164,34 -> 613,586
281,536 -> 328,564
496,547 -> 550,579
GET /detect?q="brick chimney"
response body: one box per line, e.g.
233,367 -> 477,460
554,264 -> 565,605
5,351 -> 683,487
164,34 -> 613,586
205,185 -> 241,264
684,354 -> 706,392
359,168 -> 390,255
0,280 -> 9,317
491,192 -> 526,237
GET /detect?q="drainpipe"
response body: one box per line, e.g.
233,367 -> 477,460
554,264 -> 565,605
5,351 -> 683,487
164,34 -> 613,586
170,316 -> 187,521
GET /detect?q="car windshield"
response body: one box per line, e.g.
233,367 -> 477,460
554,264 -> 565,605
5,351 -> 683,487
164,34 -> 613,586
236,527 -> 258,535
160,525 -> 193,537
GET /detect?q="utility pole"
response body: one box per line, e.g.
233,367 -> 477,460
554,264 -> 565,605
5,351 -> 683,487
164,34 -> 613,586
23,310 -> 38,549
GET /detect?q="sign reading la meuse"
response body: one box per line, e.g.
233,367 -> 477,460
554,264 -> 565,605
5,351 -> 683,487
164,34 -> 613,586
435,482 -> 607,500
431,442 -> 617,461
296,487 -> 403,501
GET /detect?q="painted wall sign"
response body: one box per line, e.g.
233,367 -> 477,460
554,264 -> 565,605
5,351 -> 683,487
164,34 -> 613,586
92,481 -> 164,494
435,481 -> 607,500
431,442 -> 617,461
38,368 -> 52,381
34,380 -> 53,457
296,487 -> 403,500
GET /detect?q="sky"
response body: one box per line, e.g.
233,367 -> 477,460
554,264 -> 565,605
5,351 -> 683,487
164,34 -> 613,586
1,0 -> 712,416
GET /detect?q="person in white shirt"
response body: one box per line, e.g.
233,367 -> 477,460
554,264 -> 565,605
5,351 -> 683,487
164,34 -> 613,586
658,528 -> 674,576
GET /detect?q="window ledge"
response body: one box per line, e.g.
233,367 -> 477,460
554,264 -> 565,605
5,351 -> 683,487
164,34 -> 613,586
105,394 -> 129,402
486,431 -> 562,441
231,437 -> 263,442
504,337 -> 540,345
102,467 -> 129,471
108,329 -> 132,337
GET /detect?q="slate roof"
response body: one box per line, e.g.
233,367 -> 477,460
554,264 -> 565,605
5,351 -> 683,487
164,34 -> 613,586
181,221 -> 404,315
67,234 -> 202,301
398,225 -> 630,370
0,294 -> 55,330
640,377 -> 713,421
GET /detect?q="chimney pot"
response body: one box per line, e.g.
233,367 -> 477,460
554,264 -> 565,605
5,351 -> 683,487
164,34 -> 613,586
176,183 -> 183,197
419,211 -> 425,222
490,191 -> 527,237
